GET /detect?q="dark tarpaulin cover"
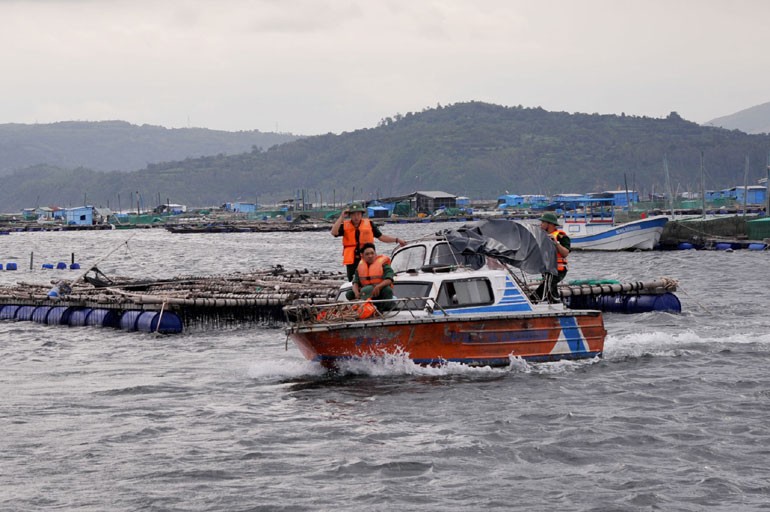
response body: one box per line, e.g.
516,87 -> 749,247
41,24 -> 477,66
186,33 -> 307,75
443,218 -> 558,275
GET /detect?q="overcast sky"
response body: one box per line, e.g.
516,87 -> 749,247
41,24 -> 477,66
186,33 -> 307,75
2,0 -> 768,135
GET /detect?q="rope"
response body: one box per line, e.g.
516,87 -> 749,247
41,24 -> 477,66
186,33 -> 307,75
156,300 -> 167,334
674,284 -> 711,314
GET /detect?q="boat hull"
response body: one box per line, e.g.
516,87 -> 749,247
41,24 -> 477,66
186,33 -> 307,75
288,311 -> 606,367
567,216 -> 668,251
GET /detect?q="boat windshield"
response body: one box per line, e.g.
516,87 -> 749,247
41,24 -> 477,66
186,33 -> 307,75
391,245 -> 427,273
392,241 -> 485,273
430,242 -> 467,265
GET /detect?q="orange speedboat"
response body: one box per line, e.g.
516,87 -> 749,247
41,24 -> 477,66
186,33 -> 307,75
284,220 -> 606,368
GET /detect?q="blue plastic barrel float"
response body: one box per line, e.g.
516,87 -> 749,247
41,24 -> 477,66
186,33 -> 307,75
31,306 -> 53,324
135,311 -> 183,334
15,305 -> 38,321
46,306 -> 74,325
86,309 -> 121,328
566,293 -> 681,314
70,263 -> 81,269
624,293 -> 682,314
595,295 -> 631,314
748,243 -> 766,251
68,308 -> 93,326
0,305 -> 20,320
42,263 -> 55,269
119,310 -> 143,331
56,262 -> 67,270
6,262 -> 17,270
714,243 -> 733,251
563,295 -> 596,310
677,242 -> 694,250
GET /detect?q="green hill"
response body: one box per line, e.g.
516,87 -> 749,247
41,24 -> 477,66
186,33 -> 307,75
1,102 -> 769,212
0,120 -> 299,175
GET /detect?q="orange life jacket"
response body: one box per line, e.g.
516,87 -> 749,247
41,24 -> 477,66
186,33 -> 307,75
357,255 -> 392,287
352,299 -> 377,319
549,229 -> 568,272
342,218 -> 375,265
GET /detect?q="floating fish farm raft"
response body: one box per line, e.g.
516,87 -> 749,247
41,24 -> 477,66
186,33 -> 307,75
0,265 -> 680,334
0,266 -> 345,334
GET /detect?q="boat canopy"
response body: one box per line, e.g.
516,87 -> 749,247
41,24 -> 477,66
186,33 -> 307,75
443,219 -> 558,276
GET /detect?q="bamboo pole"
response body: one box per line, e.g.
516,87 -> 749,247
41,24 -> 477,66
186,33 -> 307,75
529,278 -> 679,297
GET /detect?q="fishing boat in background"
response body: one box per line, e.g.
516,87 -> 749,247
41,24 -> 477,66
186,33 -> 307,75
559,197 -> 668,251
283,219 -> 606,368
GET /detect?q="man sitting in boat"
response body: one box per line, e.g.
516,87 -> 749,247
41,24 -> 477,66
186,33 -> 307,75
345,242 -> 395,311
534,212 -> 571,303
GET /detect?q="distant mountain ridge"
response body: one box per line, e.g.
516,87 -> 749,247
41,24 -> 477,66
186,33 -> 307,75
705,102 -> 770,134
0,120 -> 300,175
1,102 -> 769,213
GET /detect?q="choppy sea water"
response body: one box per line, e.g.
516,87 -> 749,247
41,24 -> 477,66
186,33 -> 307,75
1,224 -> 769,511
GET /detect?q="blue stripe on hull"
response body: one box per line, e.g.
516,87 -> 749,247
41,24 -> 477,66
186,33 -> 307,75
558,316 -> 586,353
570,218 -> 667,244
440,304 -> 533,315
434,276 -> 533,315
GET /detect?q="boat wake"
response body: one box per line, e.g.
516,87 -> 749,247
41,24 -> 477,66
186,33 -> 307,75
246,358 -> 327,381
604,330 -> 770,361
246,349 -> 604,382
334,350 -> 504,377
249,328 -> 770,383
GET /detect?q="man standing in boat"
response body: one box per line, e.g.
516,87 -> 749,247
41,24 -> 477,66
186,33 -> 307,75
346,243 -> 395,311
535,212 -> 571,303
331,203 -> 406,281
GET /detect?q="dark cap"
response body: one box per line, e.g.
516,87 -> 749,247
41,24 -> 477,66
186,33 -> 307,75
538,212 -> 560,225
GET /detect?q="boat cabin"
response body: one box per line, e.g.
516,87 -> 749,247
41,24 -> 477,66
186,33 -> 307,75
560,197 -> 615,226
337,237 -> 538,313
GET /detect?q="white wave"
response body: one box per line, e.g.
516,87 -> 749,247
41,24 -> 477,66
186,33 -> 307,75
247,328 -> 770,381
334,350 -> 504,377
604,329 -> 770,361
297,350 -> 600,377
520,356 -> 602,374
246,358 -> 326,381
